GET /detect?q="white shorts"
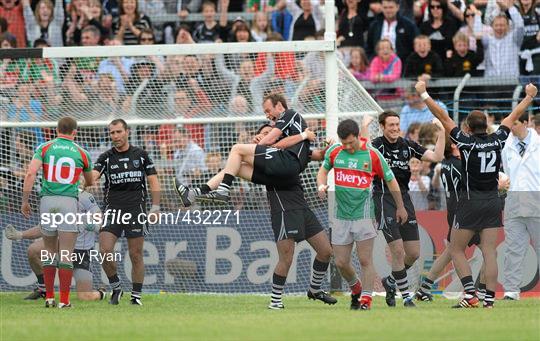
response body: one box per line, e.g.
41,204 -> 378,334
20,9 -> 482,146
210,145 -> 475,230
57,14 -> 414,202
40,196 -> 78,236
331,218 -> 377,245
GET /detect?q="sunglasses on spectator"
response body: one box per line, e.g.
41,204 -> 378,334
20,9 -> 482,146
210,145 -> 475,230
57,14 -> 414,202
465,13 -> 474,17
140,37 -> 154,42
430,5 -> 442,9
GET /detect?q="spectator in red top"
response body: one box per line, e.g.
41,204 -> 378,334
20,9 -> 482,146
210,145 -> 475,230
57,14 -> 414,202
0,0 -> 26,47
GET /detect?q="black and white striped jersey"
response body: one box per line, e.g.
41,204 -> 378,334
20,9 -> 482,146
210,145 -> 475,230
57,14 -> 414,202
94,145 -> 157,208
440,155 -> 462,213
449,126 -> 510,198
275,109 -> 310,171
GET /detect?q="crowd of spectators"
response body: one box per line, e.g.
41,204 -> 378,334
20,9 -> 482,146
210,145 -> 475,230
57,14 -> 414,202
1,0 -> 539,211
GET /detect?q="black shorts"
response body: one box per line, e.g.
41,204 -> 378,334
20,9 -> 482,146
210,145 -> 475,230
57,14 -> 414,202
73,249 -> 91,271
252,145 -> 301,187
374,191 -> 419,243
271,209 -> 324,242
100,205 -> 149,239
455,197 -> 502,231
446,210 -> 480,246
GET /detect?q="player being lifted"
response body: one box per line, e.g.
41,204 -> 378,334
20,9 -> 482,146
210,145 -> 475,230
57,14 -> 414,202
21,117 -> 94,308
416,81 -> 537,308
317,119 -> 407,310
252,124 -> 337,309
174,93 -> 313,206
366,112 -> 445,307
6,187 -> 106,301
93,119 -> 161,306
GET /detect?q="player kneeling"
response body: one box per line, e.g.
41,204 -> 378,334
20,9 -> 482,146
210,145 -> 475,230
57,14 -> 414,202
5,189 -> 106,302
318,120 -> 407,310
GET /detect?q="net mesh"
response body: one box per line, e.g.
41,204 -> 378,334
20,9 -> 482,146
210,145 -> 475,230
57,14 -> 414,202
0,46 -> 390,293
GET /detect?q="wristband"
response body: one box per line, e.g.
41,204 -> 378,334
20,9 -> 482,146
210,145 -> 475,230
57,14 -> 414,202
301,131 -> 308,140
150,204 -> 160,212
318,184 -> 327,191
420,92 -> 430,101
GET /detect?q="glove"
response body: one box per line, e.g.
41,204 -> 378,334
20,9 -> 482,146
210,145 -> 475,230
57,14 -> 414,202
4,224 -> 23,241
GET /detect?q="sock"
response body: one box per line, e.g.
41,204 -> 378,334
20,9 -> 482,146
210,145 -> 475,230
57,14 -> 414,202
477,282 -> 486,300
58,262 -> 74,305
309,259 -> 329,293
404,263 -> 412,271
484,289 -> 495,305
392,269 -> 410,300
271,273 -> 286,304
132,282 -> 143,299
420,277 -> 434,294
348,278 -> 362,296
386,275 -> 396,288
217,174 -> 234,195
460,275 -> 476,296
36,274 -> 45,292
108,274 -> 122,291
360,291 -> 373,305
42,259 -> 57,300
191,184 -> 211,200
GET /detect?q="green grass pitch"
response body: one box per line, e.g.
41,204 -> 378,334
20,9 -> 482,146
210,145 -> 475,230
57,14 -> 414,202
1,293 -> 539,340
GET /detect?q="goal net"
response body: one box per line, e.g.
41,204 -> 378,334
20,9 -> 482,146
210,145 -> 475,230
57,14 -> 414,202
0,41 -> 387,294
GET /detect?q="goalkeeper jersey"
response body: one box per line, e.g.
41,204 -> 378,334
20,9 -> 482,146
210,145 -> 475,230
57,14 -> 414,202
33,136 -> 92,199
323,138 -> 394,220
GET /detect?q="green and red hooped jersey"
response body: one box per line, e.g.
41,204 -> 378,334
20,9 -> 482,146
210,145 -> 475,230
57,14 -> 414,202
323,138 -> 395,220
33,136 -> 92,198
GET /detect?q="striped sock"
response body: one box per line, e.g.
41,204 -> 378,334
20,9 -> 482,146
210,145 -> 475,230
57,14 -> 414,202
36,274 -> 46,292
392,269 -> 411,300
309,259 -> 329,293
42,258 -> 57,300
217,174 -> 234,196
460,275 -> 476,296
420,278 -> 434,294
386,275 -> 396,288
477,282 -> 486,300
108,274 -> 122,291
271,273 -> 286,304
484,289 -> 495,306
192,185 -> 211,199
58,262 -> 74,305
132,282 -> 142,300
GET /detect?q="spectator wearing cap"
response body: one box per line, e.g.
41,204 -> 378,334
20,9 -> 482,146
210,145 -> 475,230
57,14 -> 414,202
277,0 -> 323,41
192,0 -> 220,42
23,0 -> 64,46
0,0 -> 26,47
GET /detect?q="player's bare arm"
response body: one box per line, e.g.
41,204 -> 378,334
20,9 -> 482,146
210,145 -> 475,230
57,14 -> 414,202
386,178 -> 408,225
421,119 -> 445,163
21,158 -> 42,218
361,114 -> 374,139
271,128 -> 316,149
500,84 -> 537,129
415,81 -> 457,133
258,127 -> 284,145
147,174 -> 161,216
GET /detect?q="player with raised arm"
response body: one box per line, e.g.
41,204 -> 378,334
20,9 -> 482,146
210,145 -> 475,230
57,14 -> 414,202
21,117 -> 94,308
6,188 -> 106,301
367,112 -> 445,308
174,93 -> 313,206
415,81 -> 537,308
93,119 -> 161,306
317,119 -> 407,310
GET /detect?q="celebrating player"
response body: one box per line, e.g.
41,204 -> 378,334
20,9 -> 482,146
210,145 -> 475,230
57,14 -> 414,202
416,81 -> 537,308
368,112 -> 445,307
252,124 -> 337,309
317,119 -> 407,310
6,189 -> 106,301
174,93 -> 313,206
21,117 -> 94,308
93,119 -> 161,306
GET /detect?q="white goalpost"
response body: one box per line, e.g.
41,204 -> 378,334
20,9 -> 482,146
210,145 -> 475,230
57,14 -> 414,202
0,1 -> 387,294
